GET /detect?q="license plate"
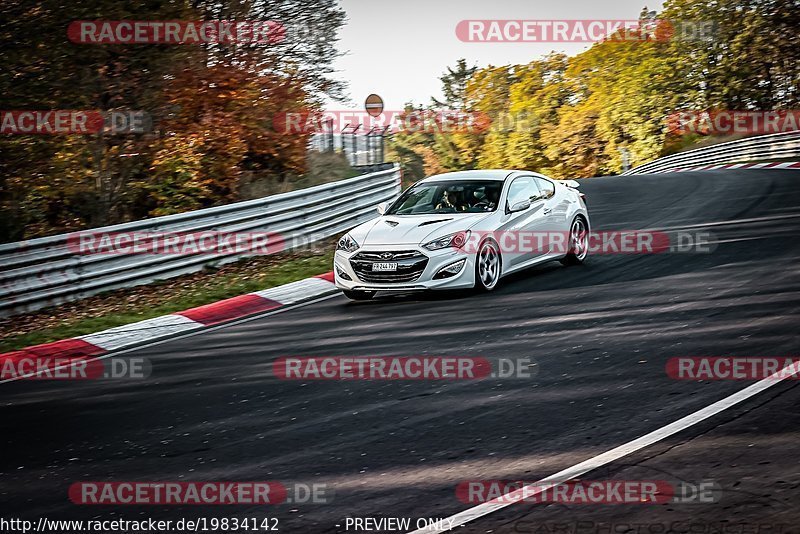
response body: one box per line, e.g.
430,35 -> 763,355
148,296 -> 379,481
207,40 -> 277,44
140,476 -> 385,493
372,262 -> 398,272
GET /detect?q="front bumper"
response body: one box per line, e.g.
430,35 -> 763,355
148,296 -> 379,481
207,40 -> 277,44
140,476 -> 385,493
333,246 -> 476,291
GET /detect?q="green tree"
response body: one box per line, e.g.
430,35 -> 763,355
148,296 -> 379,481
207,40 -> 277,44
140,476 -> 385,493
432,58 -> 477,110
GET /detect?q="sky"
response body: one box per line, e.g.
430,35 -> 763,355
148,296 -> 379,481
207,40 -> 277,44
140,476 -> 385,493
331,0 -> 665,110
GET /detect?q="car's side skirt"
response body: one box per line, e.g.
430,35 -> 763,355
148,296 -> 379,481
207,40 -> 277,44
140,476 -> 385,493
501,253 -> 563,277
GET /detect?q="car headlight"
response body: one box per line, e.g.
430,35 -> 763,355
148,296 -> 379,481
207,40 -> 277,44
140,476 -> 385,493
336,233 -> 359,253
423,231 -> 470,251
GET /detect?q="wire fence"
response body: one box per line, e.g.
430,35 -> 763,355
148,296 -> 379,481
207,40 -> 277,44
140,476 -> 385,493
310,119 -> 389,167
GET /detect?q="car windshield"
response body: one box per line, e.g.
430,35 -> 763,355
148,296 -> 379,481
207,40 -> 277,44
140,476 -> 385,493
387,181 -> 502,215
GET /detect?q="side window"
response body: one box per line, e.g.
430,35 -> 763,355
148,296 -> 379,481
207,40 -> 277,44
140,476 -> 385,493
534,177 -> 555,199
507,176 -> 537,206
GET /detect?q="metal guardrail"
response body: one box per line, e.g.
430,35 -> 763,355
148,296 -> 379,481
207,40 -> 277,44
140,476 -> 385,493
0,164 -> 402,317
622,131 -> 800,175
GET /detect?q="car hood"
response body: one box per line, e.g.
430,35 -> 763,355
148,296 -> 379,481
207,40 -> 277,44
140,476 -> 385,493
348,213 -> 491,247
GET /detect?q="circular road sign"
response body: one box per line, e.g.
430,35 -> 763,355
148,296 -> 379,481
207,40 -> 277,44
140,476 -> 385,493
365,94 -> 384,117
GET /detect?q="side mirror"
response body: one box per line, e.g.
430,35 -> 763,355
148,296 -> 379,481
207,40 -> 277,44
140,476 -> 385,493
376,202 -> 388,215
507,199 -> 531,213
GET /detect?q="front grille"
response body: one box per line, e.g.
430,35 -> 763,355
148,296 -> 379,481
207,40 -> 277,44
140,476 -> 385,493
350,250 -> 428,283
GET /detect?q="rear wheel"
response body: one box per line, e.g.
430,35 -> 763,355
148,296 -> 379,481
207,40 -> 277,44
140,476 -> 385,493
475,239 -> 502,291
561,216 -> 589,265
342,289 -> 376,301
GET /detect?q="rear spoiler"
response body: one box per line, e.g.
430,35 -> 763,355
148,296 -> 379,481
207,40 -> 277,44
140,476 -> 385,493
561,179 -> 585,202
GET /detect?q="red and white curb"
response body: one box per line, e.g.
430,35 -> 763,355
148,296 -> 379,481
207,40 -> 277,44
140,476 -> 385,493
656,161 -> 800,174
1,272 -> 337,362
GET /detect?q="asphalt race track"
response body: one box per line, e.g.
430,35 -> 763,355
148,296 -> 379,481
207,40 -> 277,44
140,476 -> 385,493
2,169 -> 799,533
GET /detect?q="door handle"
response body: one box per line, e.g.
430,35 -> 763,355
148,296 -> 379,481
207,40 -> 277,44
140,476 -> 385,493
543,208 -> 552,215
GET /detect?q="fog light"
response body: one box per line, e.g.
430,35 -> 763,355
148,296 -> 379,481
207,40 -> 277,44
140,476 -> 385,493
434,259 -> 466,279
335,264 -> 352,281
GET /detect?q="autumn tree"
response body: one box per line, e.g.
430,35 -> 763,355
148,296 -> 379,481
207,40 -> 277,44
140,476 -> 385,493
0,0 -> 346,241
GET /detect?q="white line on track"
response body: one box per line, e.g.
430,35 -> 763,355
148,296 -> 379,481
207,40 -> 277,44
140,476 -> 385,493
407,360 -> 800,534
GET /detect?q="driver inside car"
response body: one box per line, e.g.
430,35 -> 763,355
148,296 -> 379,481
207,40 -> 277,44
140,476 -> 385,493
470,187 -> 498,211
436,189 -> 465,211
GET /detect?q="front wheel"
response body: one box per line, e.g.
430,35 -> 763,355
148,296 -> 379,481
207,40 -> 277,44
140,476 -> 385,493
560,216 -> 589,265
342,289 -> 376,301
475,239 -> 502,291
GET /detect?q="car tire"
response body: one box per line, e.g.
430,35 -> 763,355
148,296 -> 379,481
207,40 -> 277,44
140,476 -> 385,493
342,289 -> 376,301
560,215 -> 589,266
474,238 -> 502,291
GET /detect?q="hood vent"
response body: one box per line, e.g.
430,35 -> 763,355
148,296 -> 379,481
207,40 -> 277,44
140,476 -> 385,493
418,219 -> 452,227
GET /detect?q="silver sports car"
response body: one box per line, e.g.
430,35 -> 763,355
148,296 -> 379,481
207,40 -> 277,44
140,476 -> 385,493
334,170 -> 589,300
